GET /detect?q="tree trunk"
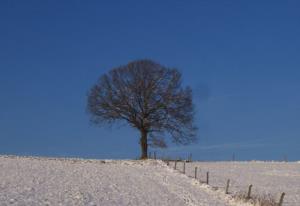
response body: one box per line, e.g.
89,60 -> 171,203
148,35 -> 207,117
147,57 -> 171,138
140,129 -> 148,159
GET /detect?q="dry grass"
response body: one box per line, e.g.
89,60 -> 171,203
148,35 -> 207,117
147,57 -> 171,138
234,192 -> 278,206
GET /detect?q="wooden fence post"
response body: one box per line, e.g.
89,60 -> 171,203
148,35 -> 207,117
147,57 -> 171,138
247,185 -> 252,199
188,153 -> 192,162
206,172 -> 209,184
183,161 -> 186,174
225,179 -> 230,194
278,192 -> 285,206
174,160 -> 177,170
194,167 -> 197,179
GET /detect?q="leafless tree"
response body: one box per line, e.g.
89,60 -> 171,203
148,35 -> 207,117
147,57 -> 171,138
87,59 -> 197,159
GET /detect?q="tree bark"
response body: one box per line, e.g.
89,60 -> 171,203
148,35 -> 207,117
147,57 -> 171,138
140,129 -> 148,159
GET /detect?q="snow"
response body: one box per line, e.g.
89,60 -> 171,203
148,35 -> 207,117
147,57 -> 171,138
176,161 -> 300,206
2,156 -> 298,206
0,156 -> 248,206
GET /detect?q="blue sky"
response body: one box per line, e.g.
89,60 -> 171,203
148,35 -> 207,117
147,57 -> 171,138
0,1 -> 299,160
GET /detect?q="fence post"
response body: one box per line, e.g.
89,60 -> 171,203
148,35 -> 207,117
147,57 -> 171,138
225,179 -> 230,194
247,185 -> 252,199
188,153 -> 192,162
149,152 -> 151,159
194,167 -> 197,179
206,172 -> 209,184
183,161 -> 186,174
174,160 -> 177,170
278,192 -> 285,206
283,155 -> 288,162
154,151 -> 156,160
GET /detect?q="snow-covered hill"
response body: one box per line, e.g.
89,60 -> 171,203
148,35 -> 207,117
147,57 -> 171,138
177,161 -> 300,206
3,156 -> 299,206
0,156 -> 248,206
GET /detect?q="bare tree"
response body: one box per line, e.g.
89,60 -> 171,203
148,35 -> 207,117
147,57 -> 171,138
87,59 -> 197,159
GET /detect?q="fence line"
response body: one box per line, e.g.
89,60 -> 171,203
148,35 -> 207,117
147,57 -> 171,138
163,160 -> 286,206
148,154 -> 286,206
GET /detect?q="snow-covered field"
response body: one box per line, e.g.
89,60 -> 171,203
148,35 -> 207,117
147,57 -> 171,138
173,161 -> 300,206
0,156 -> 248,206
1,156 -> 299,206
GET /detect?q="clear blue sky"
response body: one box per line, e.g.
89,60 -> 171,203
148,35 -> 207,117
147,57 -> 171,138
1,1 -> 299,161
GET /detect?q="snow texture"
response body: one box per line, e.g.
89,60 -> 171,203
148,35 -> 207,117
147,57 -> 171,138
0,156 -> 249,206
176,161 -> 300,206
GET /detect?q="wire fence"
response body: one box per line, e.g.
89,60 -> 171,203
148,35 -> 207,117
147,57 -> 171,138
148,153 -> 288,206
166,160 -> 287,206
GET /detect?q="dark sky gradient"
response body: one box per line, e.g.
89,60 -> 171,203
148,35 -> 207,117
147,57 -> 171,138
1,1 -> 299,160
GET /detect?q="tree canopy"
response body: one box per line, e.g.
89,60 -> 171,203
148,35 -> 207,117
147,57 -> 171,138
87,59 -> 197,159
